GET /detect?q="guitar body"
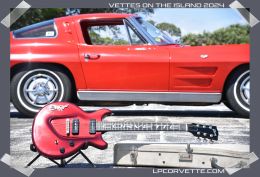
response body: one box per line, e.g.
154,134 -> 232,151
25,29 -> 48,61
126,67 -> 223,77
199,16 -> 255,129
32,102 -> 111,159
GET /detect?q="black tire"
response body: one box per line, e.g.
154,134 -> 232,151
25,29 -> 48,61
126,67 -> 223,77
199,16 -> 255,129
11,66 -> 72,117
225,66 -> 250,117
223,101 -> 233,111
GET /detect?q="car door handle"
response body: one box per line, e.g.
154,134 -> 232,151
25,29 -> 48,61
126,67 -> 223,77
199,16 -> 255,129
84,53 -> 101,60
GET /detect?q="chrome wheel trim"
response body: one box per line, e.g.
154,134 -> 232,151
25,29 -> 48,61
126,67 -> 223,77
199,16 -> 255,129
23,73 -> 59,107
234,70 -> 250,112
240,76 -> 250,105
17,69 -> 64,113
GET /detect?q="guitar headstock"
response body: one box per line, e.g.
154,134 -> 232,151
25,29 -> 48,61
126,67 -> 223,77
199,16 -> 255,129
188,123 -> 218,141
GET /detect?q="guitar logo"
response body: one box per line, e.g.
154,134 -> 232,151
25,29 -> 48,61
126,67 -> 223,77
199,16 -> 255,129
49,104 -> 69,111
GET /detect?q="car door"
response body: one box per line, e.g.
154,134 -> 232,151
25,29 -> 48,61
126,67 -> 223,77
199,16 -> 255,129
76,18 -> 170,91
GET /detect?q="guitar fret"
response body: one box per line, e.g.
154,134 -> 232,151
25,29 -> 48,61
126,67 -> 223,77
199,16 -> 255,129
90,120 -> 218,141
96,122 -> 186,132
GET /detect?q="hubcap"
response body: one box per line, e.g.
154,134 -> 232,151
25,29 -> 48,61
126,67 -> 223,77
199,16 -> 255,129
240,76 -> 250,105
23,73 -> 59,107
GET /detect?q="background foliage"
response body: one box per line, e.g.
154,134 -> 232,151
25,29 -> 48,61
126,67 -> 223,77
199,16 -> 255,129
182,24 -> 249,46
11,8 -> 249,46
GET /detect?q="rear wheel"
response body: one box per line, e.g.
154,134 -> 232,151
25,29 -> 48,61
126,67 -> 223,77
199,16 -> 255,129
225,66 -> 250,117
11,66 -> 72,117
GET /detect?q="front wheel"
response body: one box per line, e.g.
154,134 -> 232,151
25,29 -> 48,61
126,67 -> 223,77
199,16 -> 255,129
225,66 -> 250,117
11,66 -> 72,117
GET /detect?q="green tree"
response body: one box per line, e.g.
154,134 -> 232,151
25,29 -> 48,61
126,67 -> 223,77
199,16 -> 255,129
147,20 -> 182,37
156,22 -> 181,36
11,9 -> 249,47
147,20 -> 156,25
10,8 -> 66,30
182,24 -> 249,46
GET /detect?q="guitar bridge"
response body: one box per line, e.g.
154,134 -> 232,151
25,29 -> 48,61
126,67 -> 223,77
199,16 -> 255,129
66,119 -> 70,135
89,119 -> 96,134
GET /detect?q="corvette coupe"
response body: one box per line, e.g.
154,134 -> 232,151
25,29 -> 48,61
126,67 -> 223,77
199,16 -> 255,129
10,13 -> 250,117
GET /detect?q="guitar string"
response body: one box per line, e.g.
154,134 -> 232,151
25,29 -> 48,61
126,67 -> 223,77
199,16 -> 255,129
50,122 -> 188,131
46,122 -> 216,139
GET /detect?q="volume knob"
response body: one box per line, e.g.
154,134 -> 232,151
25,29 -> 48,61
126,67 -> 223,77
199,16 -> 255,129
69,140 -> 74,147
60,147 -> 65,154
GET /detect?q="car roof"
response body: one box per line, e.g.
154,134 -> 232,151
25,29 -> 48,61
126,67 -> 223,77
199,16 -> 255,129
56,13 -> 136,21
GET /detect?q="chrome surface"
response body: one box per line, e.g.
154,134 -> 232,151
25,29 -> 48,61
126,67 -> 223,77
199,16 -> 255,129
77,91 -> 222,103
200,54 -> 208,59
23,73 -> 58,107
240,76 -> 250,105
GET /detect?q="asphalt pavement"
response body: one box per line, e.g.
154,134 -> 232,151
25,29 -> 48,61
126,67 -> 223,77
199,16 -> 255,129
10,103 -> 249,168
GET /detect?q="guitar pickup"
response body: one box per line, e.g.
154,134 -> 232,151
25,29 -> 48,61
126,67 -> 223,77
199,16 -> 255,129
72,119 -> 79,135
89,119 -> 96,134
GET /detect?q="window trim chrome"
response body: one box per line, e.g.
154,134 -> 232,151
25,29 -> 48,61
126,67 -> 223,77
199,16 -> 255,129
123,19 -> 132,45
124,19 -> 148,45
127,16 -> 156,45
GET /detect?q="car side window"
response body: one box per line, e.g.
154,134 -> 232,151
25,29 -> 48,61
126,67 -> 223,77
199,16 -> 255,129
13,20 -> 57,38
87,24 -> 129,45
80,19 -> 146,46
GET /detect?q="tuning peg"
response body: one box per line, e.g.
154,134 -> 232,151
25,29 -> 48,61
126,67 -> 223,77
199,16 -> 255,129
209,125 -> 212,129
203,133 -> 207,137
203,125 -> 206,128
210,134 -> 213,138
196,137 -> 201,142
197,132 -> 201,135
203,138 -> 207,142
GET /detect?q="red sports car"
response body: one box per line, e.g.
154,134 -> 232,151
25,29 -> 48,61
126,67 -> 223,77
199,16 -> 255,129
10,13 -> 250,117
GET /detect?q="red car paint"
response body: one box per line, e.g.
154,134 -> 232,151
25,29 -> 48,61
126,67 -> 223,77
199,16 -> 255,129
10,13 -> 249,93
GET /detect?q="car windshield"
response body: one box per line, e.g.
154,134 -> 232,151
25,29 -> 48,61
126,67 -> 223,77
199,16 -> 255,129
135,17 -> 176,45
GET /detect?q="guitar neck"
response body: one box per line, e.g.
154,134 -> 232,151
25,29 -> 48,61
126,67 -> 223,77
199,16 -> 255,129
94,122 -> 188,132
89,120 -> 218,141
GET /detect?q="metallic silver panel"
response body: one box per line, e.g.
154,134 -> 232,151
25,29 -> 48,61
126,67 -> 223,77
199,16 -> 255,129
77,91 -> 222,103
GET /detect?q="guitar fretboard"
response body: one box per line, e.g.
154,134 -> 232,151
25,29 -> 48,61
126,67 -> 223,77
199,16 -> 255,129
95,122 -> 188,132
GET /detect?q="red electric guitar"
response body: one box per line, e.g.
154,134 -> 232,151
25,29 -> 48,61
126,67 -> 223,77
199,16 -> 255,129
31,102 -> 218,161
